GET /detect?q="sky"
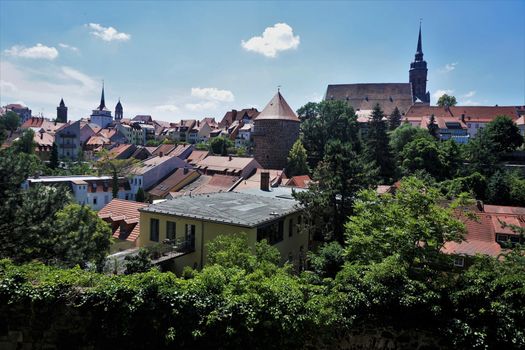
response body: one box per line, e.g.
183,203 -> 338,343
1,0 -> 524,123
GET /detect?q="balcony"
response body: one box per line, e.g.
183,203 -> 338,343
148,238 -> 195,264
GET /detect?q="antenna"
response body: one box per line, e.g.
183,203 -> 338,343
277,85 -> 282,93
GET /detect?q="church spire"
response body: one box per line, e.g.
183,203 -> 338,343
98,81 -> 106,110
415,21 -> 423,62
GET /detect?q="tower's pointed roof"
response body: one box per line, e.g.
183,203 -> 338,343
98,82 -> 106,110
414,23 -> 424,62
255,91 -> 299,122
116,98 -> 122,109
59,98 -> 65,107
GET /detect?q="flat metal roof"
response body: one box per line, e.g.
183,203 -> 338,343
140,191 -> 301,228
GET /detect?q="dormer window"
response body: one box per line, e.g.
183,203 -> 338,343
453,256 -> 465,267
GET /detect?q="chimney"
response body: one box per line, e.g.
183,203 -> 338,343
229,155 -> 232,161
461,114 -> 465,122
260,171 -> 270,191
183,167 -> 188,174
159,151 -> 163,157
476,200 -> 484,212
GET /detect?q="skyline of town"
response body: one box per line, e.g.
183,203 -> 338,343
1,1 -> 524,122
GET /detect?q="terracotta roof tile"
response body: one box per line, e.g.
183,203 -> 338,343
255,92 -> 300,122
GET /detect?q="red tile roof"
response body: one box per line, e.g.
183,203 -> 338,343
98,199 -> 148,242
148,168 -> 199,198
255,92 -> 300,122
186,150 -> 209,165
152,144 -> 177,157
405,105 -> 519,124
483,204 -> 525,215
285,175 -> 312,188
442,214 -> 504,257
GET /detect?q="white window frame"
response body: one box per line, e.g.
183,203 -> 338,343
453,256 -> 465,267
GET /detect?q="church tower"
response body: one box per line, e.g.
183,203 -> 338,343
56,98 -> 68,123
409,24 -> 430,103
115,99 -> 123,121
90,82 -> 113,128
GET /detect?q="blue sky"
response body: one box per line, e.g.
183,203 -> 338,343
1,1 -> 524,123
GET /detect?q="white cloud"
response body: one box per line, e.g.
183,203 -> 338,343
441,62 -> 458,73
4,43 -> 58,60
87,23 -> 131,42
155,104 -> 179,113
59,43 -> 79,53
241,23 -> 300,58
0,80 -> 18,94
191,87 -> 234,102
460,100 -> 481,106
462,90 -> 476,98
185,101 -> 218,111
60,66 -> 97,91
432,89 -> 454,102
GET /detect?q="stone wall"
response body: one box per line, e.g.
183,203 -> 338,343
253,119 -> 299,169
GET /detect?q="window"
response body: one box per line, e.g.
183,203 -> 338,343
497,234 -> 508,243
257,220 -> 284,245
185,224 -> 196,250
453,256 -> 465,267
93,197 -> 97,205
150,218 -> 159,242
289,218 -> 293,237
166,221 -> 176,241
105,195 -> 109,204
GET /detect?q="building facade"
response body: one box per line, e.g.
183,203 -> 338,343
138,191 -> 308,274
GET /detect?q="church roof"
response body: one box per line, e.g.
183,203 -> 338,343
255,91 -> 299,122
325,83 -> 414,115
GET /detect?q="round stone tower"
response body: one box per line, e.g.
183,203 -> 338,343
252,91 -> 300,169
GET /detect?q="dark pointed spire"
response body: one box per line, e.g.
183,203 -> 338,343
59,98 -> 65,107
98,81 -> 106,110
415,21 -> 424,61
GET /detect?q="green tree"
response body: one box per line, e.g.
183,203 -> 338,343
112,171 -> 119,198
296,101 -> 319,121
344,177 -> 467,267
389,123 -> 433,156
295,140 -> 377,244
51,204 -> 112,269
482,115 -> 523,153
364,104 -> 394,182
206,233 -> 280,272
399,137 -> 460,181
135,187 -> 145,202
437,94 -> 457,107
49,142 -> 59,170
124,248 -> 153,274
300,100 -> 360,167
13,129 -> 36,154
146,139 -> 161,147
439,172 -> 487,200
209,136 -> 233,156
486,170 -> 511,205
388,106 -> 402,131
427,114 -> 439,139
463,131 -> 499,176
286,139 -> 310,177
0,111 -> 20,137
307,241 -> 344,278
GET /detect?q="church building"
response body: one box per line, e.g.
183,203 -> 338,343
90,83 -> 113,128
325,24 -> 430,116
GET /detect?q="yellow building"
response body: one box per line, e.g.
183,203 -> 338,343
138,191 -> 308,274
